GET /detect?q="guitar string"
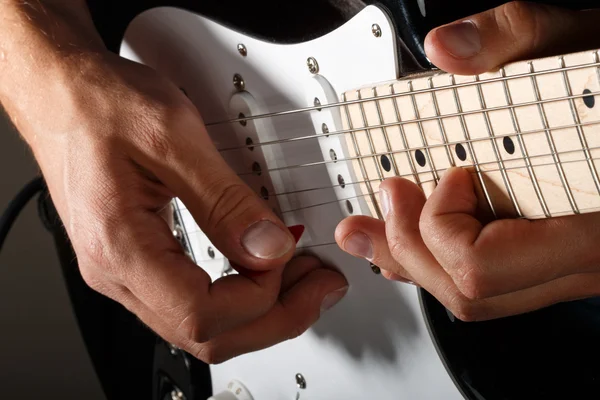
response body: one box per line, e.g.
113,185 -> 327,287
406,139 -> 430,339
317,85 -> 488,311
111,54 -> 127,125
234,121 -> 600,179
183,150 -> 600,264
189,200 -> 600,265
183,58 -> 600,264
175,143 -> 600,216
205,59 -> 600,127
214,90 -> 600,155
189,188 -> 600,265
178,150 -> 600,221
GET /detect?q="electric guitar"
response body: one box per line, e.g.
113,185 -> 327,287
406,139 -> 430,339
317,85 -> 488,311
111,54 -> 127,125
110,1 -> 600,399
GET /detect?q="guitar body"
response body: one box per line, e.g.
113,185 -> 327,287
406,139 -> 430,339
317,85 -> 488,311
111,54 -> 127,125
119,5 -> 462,399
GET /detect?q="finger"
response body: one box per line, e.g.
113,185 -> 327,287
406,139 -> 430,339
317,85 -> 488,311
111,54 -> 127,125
109,205 -> 288,343
424,1 -> 600,75
420,167 -> 600,300
127,90 -> 296,272
378,177 -> 466,304
473,271 -> 600,321
335,215 -> 416,283
195,258 -> 349,364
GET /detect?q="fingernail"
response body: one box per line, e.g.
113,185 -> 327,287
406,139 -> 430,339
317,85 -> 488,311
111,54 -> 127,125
242,220 -> 294,259
380,189 -> 391,219
436,20 -> 481,58
343,231 -> 373,260
321,286 -> 349,313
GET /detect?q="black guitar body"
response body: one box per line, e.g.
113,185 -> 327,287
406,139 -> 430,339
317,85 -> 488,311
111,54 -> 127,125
42,1 -> 600,399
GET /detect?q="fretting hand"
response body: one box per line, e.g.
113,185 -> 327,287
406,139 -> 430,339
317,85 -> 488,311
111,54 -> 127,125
336,1 -> 600,321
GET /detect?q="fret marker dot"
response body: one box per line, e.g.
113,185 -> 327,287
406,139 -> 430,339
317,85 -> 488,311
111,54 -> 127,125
415,150 -> 426,167
503,136 -> 515,155
455,143 -> 467,162
583,88 -> 595,108
380,155 -> 392,172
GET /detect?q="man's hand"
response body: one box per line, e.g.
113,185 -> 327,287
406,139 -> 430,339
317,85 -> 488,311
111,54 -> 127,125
0,2 -> 347,363
335,1 -> 600,321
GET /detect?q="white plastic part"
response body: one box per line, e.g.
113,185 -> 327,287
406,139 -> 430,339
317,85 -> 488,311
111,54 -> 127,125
208,380 -> 254,400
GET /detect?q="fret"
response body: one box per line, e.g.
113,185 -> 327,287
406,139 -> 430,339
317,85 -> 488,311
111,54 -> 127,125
474,75 -> 522,217
338,47 -> 600,220
427,77 -> 456,168
372,87 -> 401,176
390,84 -> 422,188
501,67 -> 551,218
408,80 -> 440,184
342,92 -> 383,219
558,56 -> 600,196
357,90 -> 386,184
528,61 -> 579,214
449,74 -> 497,217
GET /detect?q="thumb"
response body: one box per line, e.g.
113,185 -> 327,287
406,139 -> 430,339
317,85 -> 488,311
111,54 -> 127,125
424,1 -> 600,75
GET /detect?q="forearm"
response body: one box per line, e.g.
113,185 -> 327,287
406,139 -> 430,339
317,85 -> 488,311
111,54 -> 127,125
0,0 -> 106,144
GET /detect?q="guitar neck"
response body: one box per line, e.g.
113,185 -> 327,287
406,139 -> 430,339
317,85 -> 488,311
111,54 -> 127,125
341,48 -> 600,220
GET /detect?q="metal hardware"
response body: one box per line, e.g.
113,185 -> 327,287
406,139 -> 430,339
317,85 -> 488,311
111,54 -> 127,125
321,123 -> 329,134
172,226 -> 183,241
233,74 -> 245,91
238,112 -> 247,126
307,57 -> 319,74
208,247 -> 215,259
221,262 -> 234,277
371,23 -> 382,37
170,388 -> 186,400
237,43 -> 247,57
313,97 -> 322,111
370,263 -> 381,274
168,343 -> 179,356
245,137 -> 254,151
295,373 -> 307,389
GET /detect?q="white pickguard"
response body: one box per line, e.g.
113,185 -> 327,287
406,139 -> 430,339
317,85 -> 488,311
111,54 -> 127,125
120,5 -> 463,400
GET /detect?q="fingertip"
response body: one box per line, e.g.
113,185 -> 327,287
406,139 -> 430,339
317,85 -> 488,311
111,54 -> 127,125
424,21 -> 489,75
240,219 -> 297,264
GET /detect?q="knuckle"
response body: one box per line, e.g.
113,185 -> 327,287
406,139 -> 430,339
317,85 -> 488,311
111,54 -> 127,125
177,312 -> 213,344
455,261 -> 488,300
204,183 -> 257,232
193,344 -> 223,365
448,297 -> 481,322
287,321 -> 310,341
388,235 -> 410,263
495,1 -> 542,50
78,263 -> 104,292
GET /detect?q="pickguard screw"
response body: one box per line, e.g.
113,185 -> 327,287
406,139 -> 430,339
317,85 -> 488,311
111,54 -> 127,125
307,57 -> 319,74
237,43 -> 247,57
370,263 -> 381,274
295,373 -> 307,389
372,23 -> 382,37
172,226 -> 183,241
233,73 -> 245,91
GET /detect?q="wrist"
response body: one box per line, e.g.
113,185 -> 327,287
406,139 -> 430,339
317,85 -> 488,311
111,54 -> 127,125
0,1 -> 107,144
